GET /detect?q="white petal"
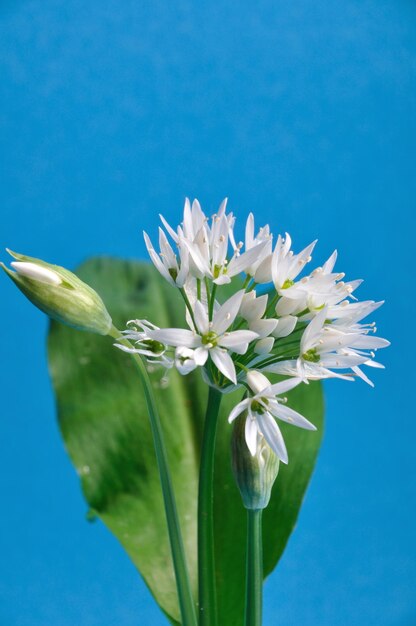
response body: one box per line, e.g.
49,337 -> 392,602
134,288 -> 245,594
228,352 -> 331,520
253,254 -> 273,283
148,328 -> 199,348
256,412 -> 288,464
254,337 -> 274,354
228,398 -> 250,423
11,261 -> 61,285
181,238 -> 211,276
183,197 -> 194,239
113,343 -> 140,353
217,197 -> 228,217
247,370 -> 270,394
319,353 -> 366,368
143,232 -> 175,285
349,336 -> 390,350
176,246 -> 190,288
159,214 -> 179,243
365,359 -> 385,369
322,250 -> 337,274
193,300 -> 210,334
213,274 -> 232,285
191,199 -> 206,233
219,330 -> 258,350
227,241 -> 268,277
159,228 -> 177,268
300,307 -> 327,353
228,342 -> 249,355
240,293 -> 268,321
275,295 -> 304,316
249,318 -> 278,338
194,346 -> 209,365
268,377 -> 303,395
212,289 -> 245,335
269,401 -> 316,430
272,315 -> 297,338
245,416 -> 259,456
352,365 -> 374,387
264,360 -> 298,376
245,213 -> 255,249
210,347 -> 237,383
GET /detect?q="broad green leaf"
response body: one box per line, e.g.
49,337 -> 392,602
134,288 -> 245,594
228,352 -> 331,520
47,257 -> 324,625
48,258 -> 198,624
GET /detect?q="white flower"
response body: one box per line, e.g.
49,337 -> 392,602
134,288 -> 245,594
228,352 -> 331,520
326,299 -> 383,322
124,197 -> 389,397
175,347 -> 198,375
116,320 -> 168,358
114,320 -> 175,372
275,250 -> 361,317
157,198 -> 269,285
228,370 -> 316,463
240,290 -> 278,339
267,306 -> 389,382
144,228 -> 189,287
244,213 -> 273,277
183,228 -> 268,285
272,233 -> 317,291
147,289 -> 258,383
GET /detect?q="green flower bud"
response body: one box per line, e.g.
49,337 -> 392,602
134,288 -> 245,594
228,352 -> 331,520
231,412 -> 280,510
1,249 -> 112,335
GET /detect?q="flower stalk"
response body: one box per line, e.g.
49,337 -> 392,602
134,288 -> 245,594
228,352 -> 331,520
109,326 -> 198,626
198,385 -> 222,626
245,509 -> 263,626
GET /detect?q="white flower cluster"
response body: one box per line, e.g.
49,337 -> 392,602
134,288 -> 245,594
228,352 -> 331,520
116,198 -> 389,463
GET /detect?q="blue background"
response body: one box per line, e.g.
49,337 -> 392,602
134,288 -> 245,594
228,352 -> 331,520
1,1 -> 414,624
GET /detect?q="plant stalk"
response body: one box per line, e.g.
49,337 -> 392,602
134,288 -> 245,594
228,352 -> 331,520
245,509 -> 263,626
198,385 -> 222,626
110,326 -> 198,626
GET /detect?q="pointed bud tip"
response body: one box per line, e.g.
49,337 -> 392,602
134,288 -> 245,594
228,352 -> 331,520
2,251 -> 112,335
11,261 -> 62,285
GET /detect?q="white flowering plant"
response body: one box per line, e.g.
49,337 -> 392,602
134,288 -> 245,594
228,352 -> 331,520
2,199 -> 388,626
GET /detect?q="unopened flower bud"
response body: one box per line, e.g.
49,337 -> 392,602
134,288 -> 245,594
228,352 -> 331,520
1,249 -> 112,335
231,412 -> 280,510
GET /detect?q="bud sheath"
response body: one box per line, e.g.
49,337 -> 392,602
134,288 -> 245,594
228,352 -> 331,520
1,250 -> 112,335
231,412 -> 280,510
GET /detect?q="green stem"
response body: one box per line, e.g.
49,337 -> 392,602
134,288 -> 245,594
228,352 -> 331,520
209,283 -> 217,321
242,275 -> 251,289
245,509 -> 263,626
198,385 -> 222,626
265,293 -> 279,317
204,277 -> 211,313
109,326 -> 198,626
180,288 -> 198,330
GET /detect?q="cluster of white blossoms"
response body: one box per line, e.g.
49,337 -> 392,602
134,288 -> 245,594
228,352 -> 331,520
116,199 -> 389,463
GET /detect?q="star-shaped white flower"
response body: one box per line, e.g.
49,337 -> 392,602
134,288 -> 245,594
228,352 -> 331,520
272,233 -> 317,292
143,228 -> 189,287
147,290 -> 258,383
275,250 -> 362,318
268,306 -> 389,382
228,370 -> 316,463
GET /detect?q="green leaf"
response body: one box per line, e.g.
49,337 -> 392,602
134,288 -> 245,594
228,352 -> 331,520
48,258 -> 198,624
47,257 -> 324,625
